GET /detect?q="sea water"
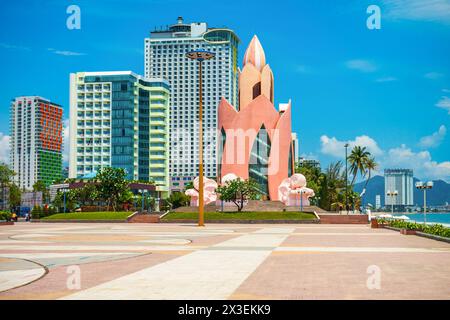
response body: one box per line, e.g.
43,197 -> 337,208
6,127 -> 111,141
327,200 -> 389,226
393,212 -> 450,227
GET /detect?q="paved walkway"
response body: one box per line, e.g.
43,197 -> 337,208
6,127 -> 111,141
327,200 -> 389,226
0,223 -> 449,299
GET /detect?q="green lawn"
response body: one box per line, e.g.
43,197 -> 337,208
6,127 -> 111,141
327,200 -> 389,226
162,211 -> 317,221
42,212 -> 132,220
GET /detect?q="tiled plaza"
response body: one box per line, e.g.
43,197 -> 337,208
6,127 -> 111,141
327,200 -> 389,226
0,222 -> 449,300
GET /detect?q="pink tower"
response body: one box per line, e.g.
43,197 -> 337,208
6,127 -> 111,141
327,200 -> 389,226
217,35 -> 295,201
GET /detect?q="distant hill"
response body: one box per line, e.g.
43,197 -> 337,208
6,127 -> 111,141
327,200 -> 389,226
354,176 -> 450,207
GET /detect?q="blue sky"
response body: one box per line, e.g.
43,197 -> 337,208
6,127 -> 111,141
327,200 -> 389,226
0,0 -> 449,181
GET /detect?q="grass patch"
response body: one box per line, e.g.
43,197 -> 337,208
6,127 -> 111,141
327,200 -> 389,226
42,212 -> 132,220
162,211 -> 316,221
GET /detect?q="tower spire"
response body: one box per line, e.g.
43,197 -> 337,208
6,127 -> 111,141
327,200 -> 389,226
243,35 -> 266,71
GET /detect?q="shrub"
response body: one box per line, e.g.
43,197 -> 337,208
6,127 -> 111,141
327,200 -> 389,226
31,205 -> 43,219
387,219 -> 450,238
0,211 -> 12,221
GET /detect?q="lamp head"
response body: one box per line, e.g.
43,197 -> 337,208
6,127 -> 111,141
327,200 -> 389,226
186,50 -> 215,62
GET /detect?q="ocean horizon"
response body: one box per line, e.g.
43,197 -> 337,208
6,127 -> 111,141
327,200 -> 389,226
392,212 -> 450,227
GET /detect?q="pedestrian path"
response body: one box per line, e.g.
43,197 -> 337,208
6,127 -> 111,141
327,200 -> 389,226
63,227 -> 294,300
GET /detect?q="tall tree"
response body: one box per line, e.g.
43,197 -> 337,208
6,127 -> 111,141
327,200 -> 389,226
8,183 -> 22,208
348,146 -> 370,187
95,167 -> 129,211
362,156 -> 378,191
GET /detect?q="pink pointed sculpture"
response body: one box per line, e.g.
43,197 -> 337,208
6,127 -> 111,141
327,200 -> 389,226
185,177 -> 218,207
278,174 -> 315,206
218,35 -> 295,201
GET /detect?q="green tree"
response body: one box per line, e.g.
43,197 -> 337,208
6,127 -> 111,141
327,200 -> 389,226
0,163 -> 15,210
33,180 -> 50,204
216,178 -> 260,212
95,167 -> 129,211
52,190 -> 77,213
75,182 -> 99,206
348,146 -> 370,187
8,183 -> 22,208
295,162 -> 322,193
362,156 -> 378,191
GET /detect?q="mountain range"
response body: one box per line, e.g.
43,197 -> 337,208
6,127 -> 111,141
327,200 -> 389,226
353,176 -> 450,207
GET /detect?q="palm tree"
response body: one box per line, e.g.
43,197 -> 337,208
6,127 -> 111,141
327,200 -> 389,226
362,156 -> 378,191
348,146 -> 370,187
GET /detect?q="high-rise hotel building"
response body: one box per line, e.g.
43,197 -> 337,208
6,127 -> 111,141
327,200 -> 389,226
69,72 -> 170,197
384,169 -> 414,209
10,96 -> 63,189
144,17 -> 239,179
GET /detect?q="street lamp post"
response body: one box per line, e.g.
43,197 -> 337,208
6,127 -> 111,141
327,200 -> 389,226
386,190 -> 398,215
344,143 -> 349,215
63,189 -> 66,214
186,50 -> 215,227
416,181 -> 433,225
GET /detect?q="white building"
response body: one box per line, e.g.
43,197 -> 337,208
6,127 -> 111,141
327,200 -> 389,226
144,17 -> 239,179
375,195 -> 381,209
384,169 -> 414,207
69,72 -> 171,197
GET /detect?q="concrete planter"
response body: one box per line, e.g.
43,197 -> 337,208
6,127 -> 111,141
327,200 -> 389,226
400,229 -> 417,235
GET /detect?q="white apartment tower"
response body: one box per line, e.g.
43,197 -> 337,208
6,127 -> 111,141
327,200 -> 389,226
144,17 -> 239,179
10,96 -> 63,190
69,72 -> 171,197
384,169 -> 414,207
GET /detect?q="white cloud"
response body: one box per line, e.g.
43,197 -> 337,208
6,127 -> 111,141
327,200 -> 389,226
381,0 -> 450,23
320,134 -> 450,182
385,144 -> 450,181
0,133 -> 10,164
376,76 -> 398,82
0,42 -> 30,51
436,96 -> 450,114
48,48 -> 86,56
419,125 -> 447,148
63,119 -> 70,165
320,135 -> 383,158
345,59 -> 377,73
424,72 -> 444,79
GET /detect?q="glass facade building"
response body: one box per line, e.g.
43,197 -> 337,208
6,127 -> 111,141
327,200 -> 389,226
69,71 -> 170,197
